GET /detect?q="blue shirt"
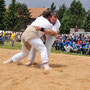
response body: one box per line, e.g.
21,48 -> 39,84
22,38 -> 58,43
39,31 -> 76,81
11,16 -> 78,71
65,41 -> 72,46
58,41 -> 62,45
77,45 -> 82,49
82,44 -> 87,49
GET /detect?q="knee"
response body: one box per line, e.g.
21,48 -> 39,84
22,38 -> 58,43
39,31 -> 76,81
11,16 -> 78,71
41,46 -> 47,53
43,46 -> 47,51
22,52 -> 29,57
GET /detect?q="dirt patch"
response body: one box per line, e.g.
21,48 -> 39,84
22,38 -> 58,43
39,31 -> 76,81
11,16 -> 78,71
0,49 -> 90,90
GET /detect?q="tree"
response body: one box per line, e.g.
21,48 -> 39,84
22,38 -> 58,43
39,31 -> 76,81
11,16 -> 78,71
15,2 -> 32,31
6,0 -> 20,32
84,11 -> 90,32
57,4 -> 67,21
69,0 -> 77,15
50,2 -> 56,12
60,10 -> 71,34
60,0 -> 86,34
69,0 -> 86,28
0,0 -> 6,30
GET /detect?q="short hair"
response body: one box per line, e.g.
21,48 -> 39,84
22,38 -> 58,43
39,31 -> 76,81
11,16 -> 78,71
42,10 -> 52,18
51,12 -> 58,17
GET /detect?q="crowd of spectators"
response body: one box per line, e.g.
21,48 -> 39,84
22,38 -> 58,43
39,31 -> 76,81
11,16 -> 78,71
0,31 -> 22,46
0,31 -> 90,55
54,34 -> 90,55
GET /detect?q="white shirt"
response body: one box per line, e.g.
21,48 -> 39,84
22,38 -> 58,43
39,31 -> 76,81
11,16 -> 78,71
31,16 -> 53,37
45,19 -> 61,56
52,19 -> 60,33
46,19 -> 60,40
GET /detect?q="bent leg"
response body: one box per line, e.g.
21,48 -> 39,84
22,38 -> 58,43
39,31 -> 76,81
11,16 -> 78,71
28,46 -> 37,63
45,35 -> 55,57
28,38 -> 48,64
11,45 -> 29,62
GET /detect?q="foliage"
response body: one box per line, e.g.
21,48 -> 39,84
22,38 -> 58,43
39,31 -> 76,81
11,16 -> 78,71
57,4 -> 67,21
0,0 -> 6,30
84,11 -> 90,32
50,2 -> 56,12
15,2 -> 32,31
5,0 -> 20,32
60,0 -> 86,34
60,10 -> 71,34
69,0 -> 86,28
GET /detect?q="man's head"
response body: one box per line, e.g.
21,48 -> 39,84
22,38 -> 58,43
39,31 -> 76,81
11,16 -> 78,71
67,38 -> 70,42
51,12 -> 58,25
42,10 -> 52,21
83,40 -> 86,44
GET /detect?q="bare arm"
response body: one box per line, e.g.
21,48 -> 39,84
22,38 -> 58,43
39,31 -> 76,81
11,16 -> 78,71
57,29 -> 60,34
44,29 -> 60,36
34,26 -> 57,36
44,29 -> 57,36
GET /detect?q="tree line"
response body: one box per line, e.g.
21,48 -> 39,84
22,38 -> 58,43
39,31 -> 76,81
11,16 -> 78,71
0,0 -> 31,32
0,0 -> 90,33
50,0 -> 90,33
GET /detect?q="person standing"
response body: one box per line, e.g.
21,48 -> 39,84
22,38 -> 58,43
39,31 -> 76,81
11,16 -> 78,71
11,32 -> 15,47
2,31 -> 6,41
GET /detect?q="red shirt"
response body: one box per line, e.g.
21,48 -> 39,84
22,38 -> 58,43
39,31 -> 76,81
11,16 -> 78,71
77,40 -> 81,45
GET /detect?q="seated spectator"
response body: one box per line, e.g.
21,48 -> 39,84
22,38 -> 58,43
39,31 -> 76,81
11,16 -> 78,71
54,34 -> 90,55
73,35 -> 76,42
72,42 -> 78,51
77,38 -> 81,45
62,39 -> 66,51
58,39 -> 63,50
82,40 -> 87,54
64,39 -> 73,52
77,41 -> 83,54
54,39 -> 59,50
86,42 -> 90,55
65,39 -> 72,46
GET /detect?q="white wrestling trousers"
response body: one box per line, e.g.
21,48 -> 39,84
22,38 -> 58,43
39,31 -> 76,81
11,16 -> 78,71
29,35 -> 55,62
11,38 -> 48,64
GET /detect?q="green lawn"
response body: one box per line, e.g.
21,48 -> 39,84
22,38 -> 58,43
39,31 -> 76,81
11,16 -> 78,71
0,41 -> 89,57
51,47 -> 90,56
0,41 -> 21,50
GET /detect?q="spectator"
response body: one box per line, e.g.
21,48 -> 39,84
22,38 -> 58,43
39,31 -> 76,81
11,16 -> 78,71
82,40 -> 87,54
77,41 -> 82,54
77,38 -> 81,45
64,39 -> 73,52
11,32 -> 15,47
75,25 -> 78,32
86,42 -> 90,55
54,39 -> 59,50
3,31 -> 6,37
17,34 -> 21,42
72,42 -> 78,51
54,34 -> 90,55
0,34 -> 4,45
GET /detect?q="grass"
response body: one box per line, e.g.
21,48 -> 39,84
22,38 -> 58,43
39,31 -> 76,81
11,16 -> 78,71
0,41 -> 21,50
51,46 -> 90,57
0,41 -> 89,57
